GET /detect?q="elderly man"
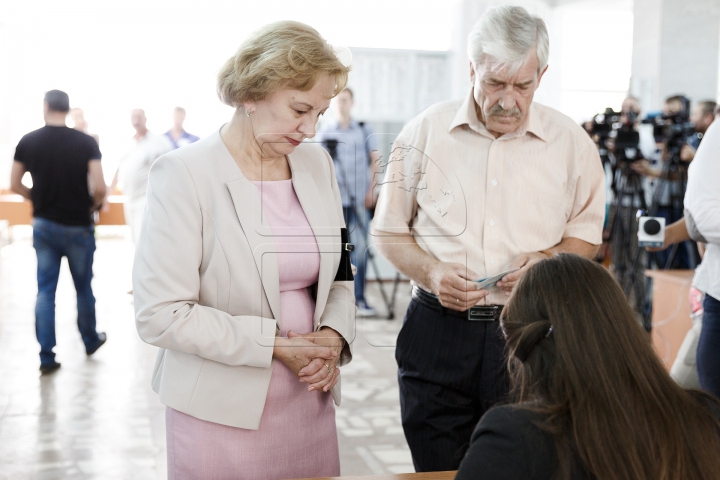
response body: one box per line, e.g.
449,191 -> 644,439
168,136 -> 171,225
373,6 -> 605,472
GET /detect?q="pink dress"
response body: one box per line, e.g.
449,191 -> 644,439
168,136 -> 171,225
166,179 -> 340,480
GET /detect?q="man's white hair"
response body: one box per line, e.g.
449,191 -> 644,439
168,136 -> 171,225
467,5 -> 549,76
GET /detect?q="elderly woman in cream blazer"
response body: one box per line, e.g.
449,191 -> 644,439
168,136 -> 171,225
133,21 -> 355,479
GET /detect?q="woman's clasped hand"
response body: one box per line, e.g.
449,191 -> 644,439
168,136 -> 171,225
273,327 -> 344,393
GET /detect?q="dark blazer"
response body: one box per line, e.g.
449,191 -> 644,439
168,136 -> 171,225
455,405 -> 583,480
456,400 -> 720,480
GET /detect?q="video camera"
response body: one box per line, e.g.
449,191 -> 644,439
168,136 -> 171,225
590,107 -> 620,139
641,97 -> 695,151
591,108 -> 641,162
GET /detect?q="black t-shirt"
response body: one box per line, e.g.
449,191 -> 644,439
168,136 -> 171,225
14,126 -> 102,226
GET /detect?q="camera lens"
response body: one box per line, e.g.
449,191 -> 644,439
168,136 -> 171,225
644,219 -> 661,235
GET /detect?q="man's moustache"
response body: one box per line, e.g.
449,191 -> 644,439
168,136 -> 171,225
486,106 -> 521,118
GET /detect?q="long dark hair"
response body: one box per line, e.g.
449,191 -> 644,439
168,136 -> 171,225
501,253 -> 720,480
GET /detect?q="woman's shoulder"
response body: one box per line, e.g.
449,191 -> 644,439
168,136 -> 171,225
471,404 -> 555,457
166,132 -> 224,166
151,132 -> 239,184
474,404 -> 548,436
456,405 -> 556,480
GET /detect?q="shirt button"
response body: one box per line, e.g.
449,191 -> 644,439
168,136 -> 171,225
491,179 -> 498,186
489,220 -> 495,226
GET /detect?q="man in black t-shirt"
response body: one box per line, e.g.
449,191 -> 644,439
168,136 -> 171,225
11,90 -> 108,374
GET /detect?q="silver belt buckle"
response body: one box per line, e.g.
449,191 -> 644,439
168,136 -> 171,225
467,307 -> 496,321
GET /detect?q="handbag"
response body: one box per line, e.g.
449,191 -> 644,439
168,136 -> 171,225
334,227 -> 355,281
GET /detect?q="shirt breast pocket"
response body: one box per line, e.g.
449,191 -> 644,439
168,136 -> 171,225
515,186 -> 567,249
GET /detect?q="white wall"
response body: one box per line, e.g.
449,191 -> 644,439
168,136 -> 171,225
554,0 -> 634,121
343,48 -> 452,123
0,0 -> 456,189
631,0 -> 720,111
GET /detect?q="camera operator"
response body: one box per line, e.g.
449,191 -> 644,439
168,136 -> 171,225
632,95 -> 698,269
648,105 -> 720,398
630,95 -> 686,179
617,96 -> 657,160
590,97 -> 654,161
595,97 -> 657,295
680,100 -> 717,162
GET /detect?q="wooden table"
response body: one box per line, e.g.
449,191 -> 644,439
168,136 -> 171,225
97,195 -> 127,225
0,194 -> 126,226
0,194 -> 33,226
293,472 -> 456,480
645,269 -> 695,370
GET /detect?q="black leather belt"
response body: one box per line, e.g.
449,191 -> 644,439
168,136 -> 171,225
411,286 -> 503,321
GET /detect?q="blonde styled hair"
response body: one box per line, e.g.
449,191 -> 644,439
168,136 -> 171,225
217,21 -> 350,108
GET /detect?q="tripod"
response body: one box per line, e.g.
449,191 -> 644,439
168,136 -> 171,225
606,157 -> 649,316
622,147 -> 696,328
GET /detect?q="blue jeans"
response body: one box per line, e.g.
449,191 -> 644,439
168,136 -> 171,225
697,294 -> 720,398
33,218 -> 100,365
343,206 -> 368,304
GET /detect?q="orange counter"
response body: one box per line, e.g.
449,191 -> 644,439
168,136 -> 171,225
0,194 -> 126,226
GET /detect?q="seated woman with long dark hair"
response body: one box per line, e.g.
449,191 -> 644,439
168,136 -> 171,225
456,253 -> 720,480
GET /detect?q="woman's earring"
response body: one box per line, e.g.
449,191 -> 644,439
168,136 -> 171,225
246,110 -> 251,117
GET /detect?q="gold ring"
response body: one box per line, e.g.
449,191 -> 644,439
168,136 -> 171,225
456,298 -> 459,305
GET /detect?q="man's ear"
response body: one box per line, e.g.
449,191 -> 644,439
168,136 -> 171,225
469,60 -> 476,85
536,65 -> 549,89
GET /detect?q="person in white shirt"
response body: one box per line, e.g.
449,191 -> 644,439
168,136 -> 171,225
111,109 -> 174,244
652,107 -> 720,398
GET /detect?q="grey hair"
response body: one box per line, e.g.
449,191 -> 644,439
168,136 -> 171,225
467,5 -> 549,76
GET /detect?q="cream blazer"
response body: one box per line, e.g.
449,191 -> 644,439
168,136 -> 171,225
133,130 -> 355,430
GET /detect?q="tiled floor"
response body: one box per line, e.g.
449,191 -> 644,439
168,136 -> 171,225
0,228 -> 414,479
